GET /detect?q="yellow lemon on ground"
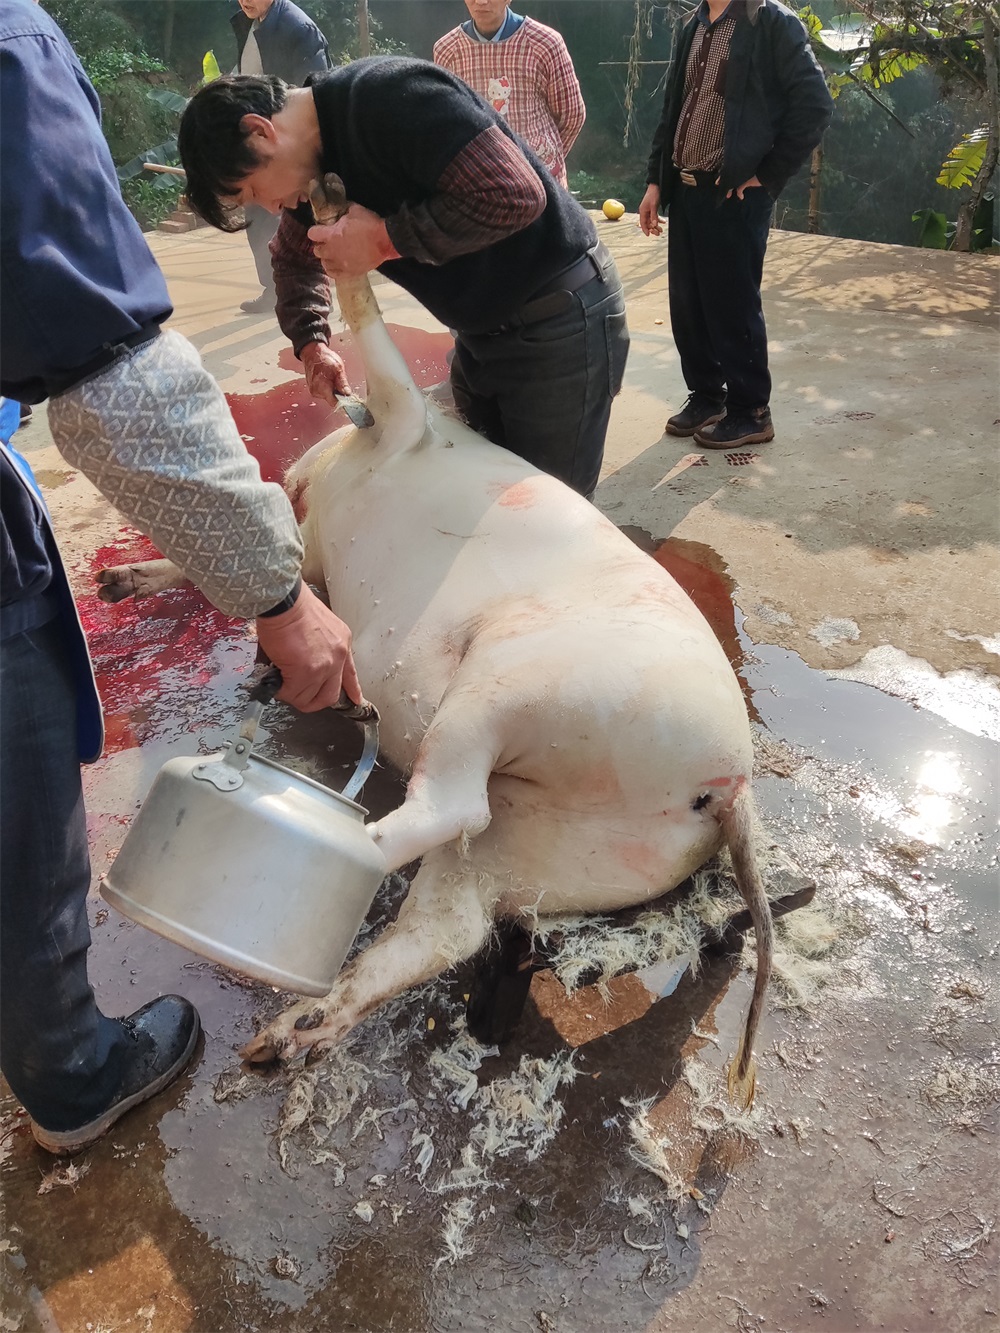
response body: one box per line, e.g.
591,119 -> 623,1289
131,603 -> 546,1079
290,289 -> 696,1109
602,198 -> 626,221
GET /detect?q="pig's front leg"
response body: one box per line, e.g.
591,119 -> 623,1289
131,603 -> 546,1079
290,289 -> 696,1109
96,558 -> 188,603
240,844 -> 495,1063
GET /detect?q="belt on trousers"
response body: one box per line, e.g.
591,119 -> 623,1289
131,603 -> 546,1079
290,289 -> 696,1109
509,241 -> 611,328
677,168 -> 720,187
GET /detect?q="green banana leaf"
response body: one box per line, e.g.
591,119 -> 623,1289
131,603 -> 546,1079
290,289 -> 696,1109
117,138 -> 179,183
146,87 -> 188,115
937,126 -> 990,189
912,207 -> 951,248
203,50 -> 222,85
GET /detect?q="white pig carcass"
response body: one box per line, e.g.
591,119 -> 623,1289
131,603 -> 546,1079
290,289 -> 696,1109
104,273 -> 774,1105
256,272 -> 773,1105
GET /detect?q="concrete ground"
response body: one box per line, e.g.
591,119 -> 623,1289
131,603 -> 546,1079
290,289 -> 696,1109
2,218 -> 998,1333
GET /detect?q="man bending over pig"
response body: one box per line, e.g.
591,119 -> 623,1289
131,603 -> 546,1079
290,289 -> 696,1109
178,59 -> 629,499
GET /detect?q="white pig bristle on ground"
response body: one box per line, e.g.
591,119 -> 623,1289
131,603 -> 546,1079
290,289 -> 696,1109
253,847 -> 844,1250
683,1055 -> 767,1139
411,1130 -> 436,1181
740,900 -> 840,1010
436,1197 -> 477,1267
537,906 -> 706,999
623,1096 -> 686,1201
428,1022 -> 499,1109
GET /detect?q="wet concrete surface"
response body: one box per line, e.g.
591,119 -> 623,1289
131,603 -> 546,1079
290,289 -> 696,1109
4,528 -> 996,1333
2,227 -> 998,1333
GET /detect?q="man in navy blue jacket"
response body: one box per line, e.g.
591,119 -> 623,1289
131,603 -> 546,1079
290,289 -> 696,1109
0,0 -> 360,1155
230,0 -> 330,313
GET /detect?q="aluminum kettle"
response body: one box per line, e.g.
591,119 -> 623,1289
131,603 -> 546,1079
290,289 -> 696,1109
102,670 -> 388,996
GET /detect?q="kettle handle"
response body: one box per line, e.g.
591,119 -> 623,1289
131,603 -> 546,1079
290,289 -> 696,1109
226,667 -> 380,802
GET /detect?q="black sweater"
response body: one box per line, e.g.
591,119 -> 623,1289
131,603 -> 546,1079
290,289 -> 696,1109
299,58 -> 596,335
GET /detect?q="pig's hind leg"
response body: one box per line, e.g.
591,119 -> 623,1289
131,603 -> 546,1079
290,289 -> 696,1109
240,843 -> 495,1063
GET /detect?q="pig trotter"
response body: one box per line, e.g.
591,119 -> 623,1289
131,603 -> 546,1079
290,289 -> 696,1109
304,1042 -> 333,1067
239,1033 -> 282,1065
294,1008 -> 329,1032
96,558 -> 187,603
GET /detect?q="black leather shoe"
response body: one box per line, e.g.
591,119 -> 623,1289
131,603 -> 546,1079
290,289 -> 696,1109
239,290 -> 275,315
30,996 -> 200,1155
694,406 -> 775,449
665,392 -> 726,437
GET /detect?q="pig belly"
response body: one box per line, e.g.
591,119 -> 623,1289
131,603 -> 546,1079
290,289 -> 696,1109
477,778 -> 726,915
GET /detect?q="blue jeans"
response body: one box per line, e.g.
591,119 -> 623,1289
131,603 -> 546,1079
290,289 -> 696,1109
450,252 -> 630,500
667,184 -> 773,412
0,617 -> 129,1130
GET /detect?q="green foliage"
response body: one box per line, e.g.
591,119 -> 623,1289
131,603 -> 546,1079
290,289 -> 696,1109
46,0 -> 186,174
969,190 -> 997,251
937,124 -> 990,186
46,0 -> 143,66
911,206 -> 953,245
83,45 -> 166,93
567,170 -> 607,207
910,196 -> 993,251
121,176 -> 185,233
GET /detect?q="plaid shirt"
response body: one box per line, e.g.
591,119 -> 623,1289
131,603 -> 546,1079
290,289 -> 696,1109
434,17 -> 585,187
673,6 -> 737,172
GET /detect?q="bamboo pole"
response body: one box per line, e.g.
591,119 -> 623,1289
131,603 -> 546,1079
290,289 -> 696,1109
807,142 -> 823,234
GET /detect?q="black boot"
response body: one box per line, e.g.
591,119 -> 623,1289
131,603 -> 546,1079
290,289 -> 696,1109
30,996 -> 200,1155
665,392 -> 726,437
694,406 -> 774,449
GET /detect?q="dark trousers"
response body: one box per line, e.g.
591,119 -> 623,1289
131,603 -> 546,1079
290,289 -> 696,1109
667,184 -> 773,412
245,203 -> 280,292
0,618 -> 129,1131
450,252 -> 630,500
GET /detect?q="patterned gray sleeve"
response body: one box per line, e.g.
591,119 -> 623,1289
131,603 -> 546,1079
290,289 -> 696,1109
47,329 -> 304,619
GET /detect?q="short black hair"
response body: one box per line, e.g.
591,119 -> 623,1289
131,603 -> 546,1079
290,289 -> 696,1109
178,75 -> 290,232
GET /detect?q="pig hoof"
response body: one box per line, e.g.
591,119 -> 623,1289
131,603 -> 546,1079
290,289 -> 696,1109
96,566 -> 139,604
293,1007 -> 328,1032
239,1033 -> 282,1064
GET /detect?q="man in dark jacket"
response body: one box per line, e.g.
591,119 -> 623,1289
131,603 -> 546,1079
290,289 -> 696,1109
1,0 -> 360,1155
230,0 -> 330,313
178,60 -> 629,499
639,0 -> 832,449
